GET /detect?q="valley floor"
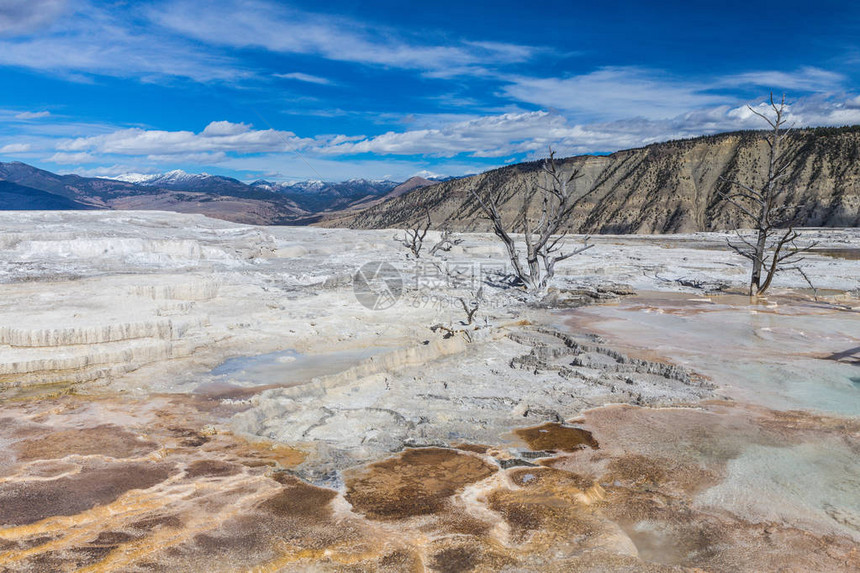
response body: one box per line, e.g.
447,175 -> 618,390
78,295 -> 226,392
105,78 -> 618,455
0,211 -> 858,572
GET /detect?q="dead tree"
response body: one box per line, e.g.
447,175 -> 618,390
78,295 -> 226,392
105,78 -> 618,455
394,211 -> 431,258
718,93 -> 817,296
458,286 -> 483,325
470,149 -> 595,291
429,228 -> 463,256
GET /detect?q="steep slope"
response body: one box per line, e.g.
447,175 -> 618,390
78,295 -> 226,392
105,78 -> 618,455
330,127 -> 860,233
0,181 -> 93,210
0,162 -> 144,206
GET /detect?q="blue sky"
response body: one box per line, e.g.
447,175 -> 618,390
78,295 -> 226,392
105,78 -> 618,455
1,0 -> 859,182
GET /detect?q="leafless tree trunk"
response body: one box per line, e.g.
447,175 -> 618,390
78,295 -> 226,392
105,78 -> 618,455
470,149 -> 595,291
719,93 -> 817,296
394,211 -> 431,258
458,286 -> 483,325
429,228 -> 463,256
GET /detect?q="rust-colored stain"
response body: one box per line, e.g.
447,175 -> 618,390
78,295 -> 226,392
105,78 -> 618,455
2,390 -> 859,571
344,447 -> 496,520
508,466 -> 594,490
429,546 -> 479,573
259,474 -> 337,522
0,462 -> 174,526
184,459 -> 242,478
13,424 -> 158,461
453,443 -> 490,454
514,422 -> 599,452
235,438 -> 307,469
485,467 -> 605,544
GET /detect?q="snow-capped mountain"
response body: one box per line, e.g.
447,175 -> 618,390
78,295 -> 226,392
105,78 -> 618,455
249,178 -> 401,211
110,170 -> 254,195
249,178 -> 397,194
111,170 -> 211,186
112,171 -> 401,201
250,179 -> 328,193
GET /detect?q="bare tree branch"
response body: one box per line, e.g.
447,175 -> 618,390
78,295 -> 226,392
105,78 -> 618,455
394,210 -> 432,258
457,286 -> 483,325
429,228 -> 463,256
719,92 -> 813,296
469,148 -> 595,291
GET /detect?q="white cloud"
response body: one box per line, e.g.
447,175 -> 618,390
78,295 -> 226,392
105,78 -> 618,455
718,67 -> 845,93
144,151 -> 228,164
47,151 -> 94,163
0,1 -> 247,82
0,143 -> 31,153
0,0 -> 539,84
0,110 -> 124,138
502,66 -> 849,123
412,169 -> 446,179
275,72 -> 333,85
730,95 -> 860,129
201,121 -> 251,136
317,111 -> 567,157
150,0 -> 539,75
14,110 -> 51,120
0,0 -> 67,36
502,67 -> 727,120
312,110 -> 668,158
58,121 -> 310,155
69,164 -> 160,178
313,94 -> 860,159
0,37 -> 244,83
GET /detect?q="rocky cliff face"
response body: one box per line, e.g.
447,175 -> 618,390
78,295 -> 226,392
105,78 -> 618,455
330,126 -> 860,233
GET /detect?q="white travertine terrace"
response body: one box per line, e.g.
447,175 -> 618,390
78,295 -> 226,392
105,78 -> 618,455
1,211 -> 858,570
1,211 -> 857,390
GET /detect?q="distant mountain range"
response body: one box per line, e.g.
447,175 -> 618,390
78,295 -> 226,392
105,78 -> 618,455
0,162 -> 439,224
249,178 -> 401,213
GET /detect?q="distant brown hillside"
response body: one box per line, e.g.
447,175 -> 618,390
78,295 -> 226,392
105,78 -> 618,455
322,126 -> 860,233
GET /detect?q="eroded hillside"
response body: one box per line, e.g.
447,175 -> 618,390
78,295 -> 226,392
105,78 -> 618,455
327,127 -> 860,233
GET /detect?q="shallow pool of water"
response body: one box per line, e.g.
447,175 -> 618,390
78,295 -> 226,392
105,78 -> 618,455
566,292 -> 860,416
196,347 -> 387,395
561,291 -> 860,546
694,438 -> 860,536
